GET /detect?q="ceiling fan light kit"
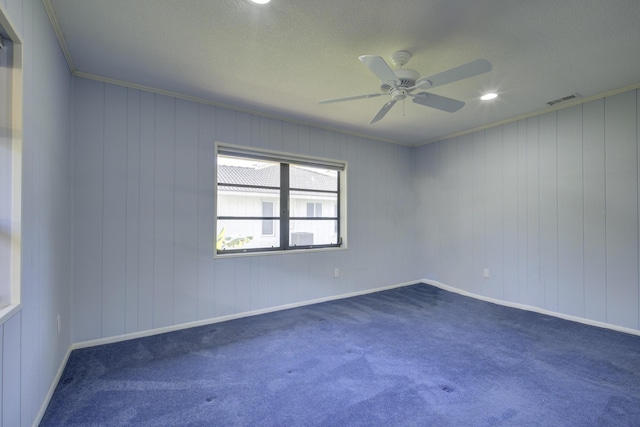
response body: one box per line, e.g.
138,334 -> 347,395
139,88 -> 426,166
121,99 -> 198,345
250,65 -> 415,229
320,51 -> 492,124
481,92 -> 498,100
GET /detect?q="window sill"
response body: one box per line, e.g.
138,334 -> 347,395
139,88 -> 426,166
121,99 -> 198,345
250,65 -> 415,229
0,303 -> 22,326
214,245 -> 348,259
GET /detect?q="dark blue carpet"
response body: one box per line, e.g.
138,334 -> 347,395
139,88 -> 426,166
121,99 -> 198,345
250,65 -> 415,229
41,283 -> 640,426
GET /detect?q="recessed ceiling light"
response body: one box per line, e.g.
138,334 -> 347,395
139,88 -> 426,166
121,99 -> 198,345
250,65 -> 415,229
481,92 -> 498,101
251,0 -> 271,4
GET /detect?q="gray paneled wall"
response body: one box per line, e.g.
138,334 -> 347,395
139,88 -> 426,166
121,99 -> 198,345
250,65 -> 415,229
1,0 -> 73,426
71,77 -> 421,342
415,90 -> 640,331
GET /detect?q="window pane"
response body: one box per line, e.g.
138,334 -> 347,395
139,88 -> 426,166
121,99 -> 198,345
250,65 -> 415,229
218,155 -> 280,187
217,192 -> 279,217
217,220 -> 280,251
262,202 -> 274,235
290,164 -> 338,192
291,195 -> 337,218
290,220 -> 338,246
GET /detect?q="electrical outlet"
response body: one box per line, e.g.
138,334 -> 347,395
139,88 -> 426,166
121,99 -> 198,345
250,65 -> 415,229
334,268 -> 339,278
483,268 -> 490,278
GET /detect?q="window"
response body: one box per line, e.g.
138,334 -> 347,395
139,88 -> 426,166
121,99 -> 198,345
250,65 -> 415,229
215,144 -> 346,255
306,202 -> 322,217
261,201 -> 274,235
0,10 -> 23,321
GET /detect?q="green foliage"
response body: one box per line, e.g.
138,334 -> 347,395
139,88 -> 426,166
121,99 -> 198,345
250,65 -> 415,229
216,227 -> 253,251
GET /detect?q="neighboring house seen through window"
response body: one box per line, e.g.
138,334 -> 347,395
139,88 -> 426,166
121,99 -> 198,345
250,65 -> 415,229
216,144 -> 346,255
261,201 -> 274,235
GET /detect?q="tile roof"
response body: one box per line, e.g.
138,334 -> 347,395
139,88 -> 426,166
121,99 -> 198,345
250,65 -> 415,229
218,164 -> 337,194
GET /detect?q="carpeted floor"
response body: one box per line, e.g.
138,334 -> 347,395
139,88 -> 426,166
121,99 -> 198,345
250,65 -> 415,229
41,283 -> 640,426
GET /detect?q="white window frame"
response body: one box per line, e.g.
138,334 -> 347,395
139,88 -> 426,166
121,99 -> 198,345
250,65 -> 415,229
0,5 -> 23,324
214,143 -> 347,258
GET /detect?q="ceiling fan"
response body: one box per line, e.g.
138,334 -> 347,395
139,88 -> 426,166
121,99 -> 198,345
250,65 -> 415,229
320,51 -> 492,124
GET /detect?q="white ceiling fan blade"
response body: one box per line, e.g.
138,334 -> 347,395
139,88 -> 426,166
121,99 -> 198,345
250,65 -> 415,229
369,100 -> 397,124
359,55 -> 399,86
415,59 -> 492,90
319,93 -> 385,104
412,92 -> 465,113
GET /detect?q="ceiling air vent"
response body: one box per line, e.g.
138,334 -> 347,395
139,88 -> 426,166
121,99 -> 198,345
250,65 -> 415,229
546,93 -> 582,106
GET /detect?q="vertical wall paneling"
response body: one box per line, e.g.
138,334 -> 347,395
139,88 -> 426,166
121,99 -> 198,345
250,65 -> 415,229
101,84 -> 128,337
125,89 -> 141,334
440,137 -> 458,288
268,118 -> 283,152
538,112 -> 559,311
416,89 -> 640,332
196,103 -> 216,321
484,126 -> 504,299
516,119 -> 528,303
73,79 -> 104,341
2,313 -> 20,427
173,99 -> 199,325
281,252 -> 302,306
457,134 -> 474,291
417,142 -> 440,280
0,323 -> 3,423
236,112 -> 252,149
0,1 -> 73,425
249,115 -> 269,150
605,91 -> 638,329
282,120 -> 299,154
471,132 -> 486,293
153,95 -> 176,328
502,122 -> 519,301
215,107 -> 237,145
0,323 -> 3,424
582,99 -> 607,322
346,137 -> 362,288
63,81 -> 640,354
525,117 -> 543,306
556,105 -> 584,317
322,128 -> 336,160
137,91 -> 157,331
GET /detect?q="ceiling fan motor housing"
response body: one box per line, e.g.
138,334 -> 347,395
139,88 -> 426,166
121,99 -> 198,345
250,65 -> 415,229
381,68 -> 420,92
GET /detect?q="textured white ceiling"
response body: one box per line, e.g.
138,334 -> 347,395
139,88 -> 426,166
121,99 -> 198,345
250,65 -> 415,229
47,0 -> 640,145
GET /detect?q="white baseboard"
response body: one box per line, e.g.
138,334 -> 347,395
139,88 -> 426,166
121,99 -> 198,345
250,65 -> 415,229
35,277 -> 639,426
34,279 -> 418,425
33,346 -> 73,427
423,278 -> 640,337
69,279 -> 419,351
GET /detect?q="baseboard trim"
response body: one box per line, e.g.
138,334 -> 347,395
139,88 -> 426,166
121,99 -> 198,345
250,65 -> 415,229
38,277 -> 639,425
35,279 -> 418,425
70,280 -> 419,351
33,345 -> 73,427
423,279 -> 640,337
